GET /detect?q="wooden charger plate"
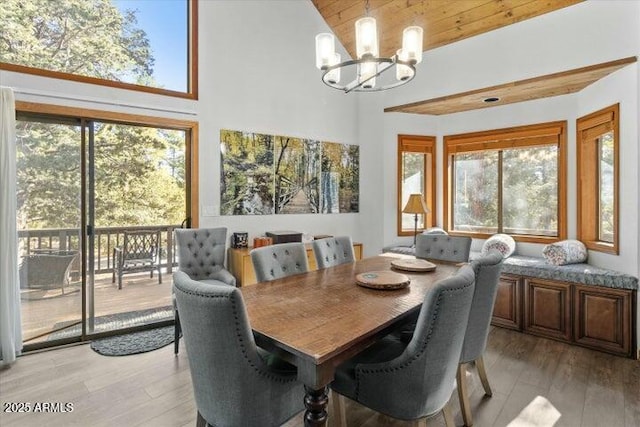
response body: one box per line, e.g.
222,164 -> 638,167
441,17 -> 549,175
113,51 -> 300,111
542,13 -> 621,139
390,258 -> 437,272
356,271 -> 411,290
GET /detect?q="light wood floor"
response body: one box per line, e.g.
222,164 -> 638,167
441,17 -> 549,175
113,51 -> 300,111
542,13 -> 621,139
1,327 -> 638,427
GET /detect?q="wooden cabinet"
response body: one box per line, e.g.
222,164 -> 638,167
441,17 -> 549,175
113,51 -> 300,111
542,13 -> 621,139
524,278 -> 572,342
491,273 -> 636,357
491,274 -> 522,331
573,285 -> 633,356
228,243 -> 363,287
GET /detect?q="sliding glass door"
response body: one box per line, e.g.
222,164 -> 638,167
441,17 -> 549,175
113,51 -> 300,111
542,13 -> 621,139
16,114 -> 84,344
89,121 -> 186,334
16,110 -> 191,348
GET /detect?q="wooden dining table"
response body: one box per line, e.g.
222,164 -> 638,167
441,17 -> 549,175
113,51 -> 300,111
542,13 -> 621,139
240,255 -> 461,427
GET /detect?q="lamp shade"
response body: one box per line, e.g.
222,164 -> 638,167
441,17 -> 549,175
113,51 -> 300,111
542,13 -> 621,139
395,49 -> 413,81
403,194 -> 430,214
402,26 -> 423,64
355,17 -> 379,59
315,33 -> 335,69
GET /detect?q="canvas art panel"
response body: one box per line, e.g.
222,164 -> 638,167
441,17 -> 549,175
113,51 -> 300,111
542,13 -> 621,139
220,130 -> 359,215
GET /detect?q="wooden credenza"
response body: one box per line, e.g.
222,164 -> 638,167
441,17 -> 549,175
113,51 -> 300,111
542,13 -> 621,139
228,242 -> 363,287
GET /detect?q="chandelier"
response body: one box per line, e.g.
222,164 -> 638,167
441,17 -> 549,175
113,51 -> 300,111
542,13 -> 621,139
315,6 -> 423,93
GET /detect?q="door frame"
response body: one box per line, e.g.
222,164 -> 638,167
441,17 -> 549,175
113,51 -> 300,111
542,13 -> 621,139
16,101 -> 199,351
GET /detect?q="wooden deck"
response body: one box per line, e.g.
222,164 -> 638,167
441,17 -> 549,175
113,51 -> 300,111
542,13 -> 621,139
21,271 -> 174,345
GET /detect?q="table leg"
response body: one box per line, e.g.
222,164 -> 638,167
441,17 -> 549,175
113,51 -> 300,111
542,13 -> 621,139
304,385 -> 328,427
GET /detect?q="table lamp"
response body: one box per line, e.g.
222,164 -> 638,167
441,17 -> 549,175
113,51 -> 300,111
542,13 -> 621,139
403,193 -> 430,247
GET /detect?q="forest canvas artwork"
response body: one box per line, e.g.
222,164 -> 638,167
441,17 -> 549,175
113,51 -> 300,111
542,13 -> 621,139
220,130 -> 359,215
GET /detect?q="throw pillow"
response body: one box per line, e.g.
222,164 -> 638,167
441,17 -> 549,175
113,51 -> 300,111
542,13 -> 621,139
542,240 -> 588,265
422,227 -> 448,235
481,233 -> 516,258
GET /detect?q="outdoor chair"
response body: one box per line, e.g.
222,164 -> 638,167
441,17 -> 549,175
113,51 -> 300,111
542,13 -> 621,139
19,250 -> 78,294
311,236 -> 355,269
173,227 -> 236,354
331,265 -> 476,427
250,242 -> 309,283
173,272 -> 304,427
112,230 -> 162,290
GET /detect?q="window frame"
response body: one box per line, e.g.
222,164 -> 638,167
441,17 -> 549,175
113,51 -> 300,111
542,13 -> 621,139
576,104 -> 619,254
443,121 -> 567,243
397,134 -> 436,236
1,0 -> 199,100
16,101 -> 200,226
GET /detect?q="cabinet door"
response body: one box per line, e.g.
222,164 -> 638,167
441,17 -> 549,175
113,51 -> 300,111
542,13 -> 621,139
573,285 -> 633,356
491,275 -> 522,331
524,278 -> 572,342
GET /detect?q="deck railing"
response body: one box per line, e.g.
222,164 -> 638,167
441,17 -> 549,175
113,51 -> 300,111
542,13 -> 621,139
18,225 -> 181,275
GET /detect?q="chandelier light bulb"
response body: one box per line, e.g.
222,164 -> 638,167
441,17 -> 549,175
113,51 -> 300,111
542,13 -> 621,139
355,17 -> 379,59
359,61 -> 377,88
325,53 -> 341,84
402,26 -> 423,64
315,33 -> 335,69
396,49 -> 413,81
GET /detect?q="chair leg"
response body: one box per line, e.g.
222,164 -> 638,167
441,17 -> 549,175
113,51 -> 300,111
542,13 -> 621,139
412,418 -> 427,427
475,355 -> 492,397
457,363 -> 473,426
196,410 -> 207,427
331,389 -> 347,427
441,401 -> 455,427
174,311 -> 181,355
158,263 -> 162,284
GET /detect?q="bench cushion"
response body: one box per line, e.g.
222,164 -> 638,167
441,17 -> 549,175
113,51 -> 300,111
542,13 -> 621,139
382,246 -> 416,256
470,253 -> 638,290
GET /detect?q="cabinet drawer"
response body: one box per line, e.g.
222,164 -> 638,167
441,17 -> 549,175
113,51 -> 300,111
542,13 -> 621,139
573,285 -> 633,356
524,278 -> 572,342
491,275 -> 522,331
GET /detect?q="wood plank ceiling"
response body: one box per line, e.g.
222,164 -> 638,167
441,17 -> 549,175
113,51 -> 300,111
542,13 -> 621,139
311,0 -> 584,59
384,57 -> 638,115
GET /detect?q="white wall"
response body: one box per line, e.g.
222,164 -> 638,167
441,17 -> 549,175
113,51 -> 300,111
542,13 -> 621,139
373,0 -> 639,271
1,1 -> 364,248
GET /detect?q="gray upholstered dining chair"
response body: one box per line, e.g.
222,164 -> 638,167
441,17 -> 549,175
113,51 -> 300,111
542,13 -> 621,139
331,265 -> 476,427
457,251 -> 504,427
311,236 -> 355,269
173,227 -> 236,354
415,234 -> 472,263
173,272 -> 304,427
250,242 -> 309,283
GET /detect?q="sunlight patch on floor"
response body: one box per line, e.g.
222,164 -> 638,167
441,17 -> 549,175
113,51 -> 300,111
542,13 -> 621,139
507,395 -> 561,427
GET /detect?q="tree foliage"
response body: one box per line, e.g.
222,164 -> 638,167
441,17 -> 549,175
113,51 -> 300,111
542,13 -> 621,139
1,0 -> 154,84
10,0 -> 186,231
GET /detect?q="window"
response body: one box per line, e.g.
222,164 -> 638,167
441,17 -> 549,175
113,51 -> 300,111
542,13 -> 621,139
0,0 -> 197,99
397,135 -> 436,236
444,122 -> 567,243
576,104 -> 619,254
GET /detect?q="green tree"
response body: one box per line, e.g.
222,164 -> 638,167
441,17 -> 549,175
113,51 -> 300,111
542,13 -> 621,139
9,1 -> 186,232
1,0 -> 154,84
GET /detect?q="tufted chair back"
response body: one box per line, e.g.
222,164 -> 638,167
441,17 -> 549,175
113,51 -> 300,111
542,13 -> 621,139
415,234 -> 471,263
461,251 -> 504,363
175,228 -> 230,283
250,242 -> 309,283
311,236 -> 355,269
331,265 -> 476,421
173,271 -> 304,426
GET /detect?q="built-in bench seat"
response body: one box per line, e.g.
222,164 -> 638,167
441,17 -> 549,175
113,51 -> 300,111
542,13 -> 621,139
470,253 -> 639,290
383,245 -> 637,358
